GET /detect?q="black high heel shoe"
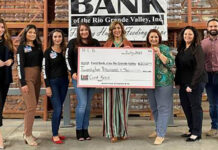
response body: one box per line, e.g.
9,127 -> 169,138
181,133 -> 191,137
186,135 -> 201,142
83,129 -> 91,140
76,130 -> 84,141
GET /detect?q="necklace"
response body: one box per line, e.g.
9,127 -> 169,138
114,39 -> 123,47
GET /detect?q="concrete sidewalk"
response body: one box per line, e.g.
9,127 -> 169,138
2,117 -> 218,150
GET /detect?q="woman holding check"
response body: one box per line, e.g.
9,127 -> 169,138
66,23 -> 100,141
146,29 -> 174,145
103,20 -> 133,143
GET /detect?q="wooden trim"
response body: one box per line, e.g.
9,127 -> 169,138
48,22 -> 68,28
43,0 -> 48,50
2,2 -> 43,6
168,22 -> 188,29
192,7 -> 218,10
187,0 -> 192,25
43,95 -> 48,121
173,32 -> 177,48
0,9 -> 42,13
191,22 -> 207,29
7,22 -> 44,28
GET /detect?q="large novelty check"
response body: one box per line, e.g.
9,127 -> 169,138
77,47 -> 155,88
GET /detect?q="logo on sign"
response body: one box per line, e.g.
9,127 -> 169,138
81,75 -> 89,80
71,0 -> 165,14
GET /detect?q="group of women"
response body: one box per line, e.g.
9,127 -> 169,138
0,17 -> 208,148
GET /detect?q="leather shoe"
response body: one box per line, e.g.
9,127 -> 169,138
181,133 -> 191,137
186,135 -> 201,142
52,137 -> 63,144
206,129 -> 217,136
110,137 -> 118,143
59,135 -> 66,140
154,136 -> 164,145
120,136 -> 128,140
23,134 -> 38,146
83,129 -> 91,140
148,131 -> 157,138
76,130 -> 84,141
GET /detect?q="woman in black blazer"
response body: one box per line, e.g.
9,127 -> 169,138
175,26 -> 207,142
0,18 -> 14,149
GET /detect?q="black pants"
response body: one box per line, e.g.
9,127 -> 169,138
0,83 -> 9,126
179,83 -> 205,136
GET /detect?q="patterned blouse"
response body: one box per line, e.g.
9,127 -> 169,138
155,44 -> 174,86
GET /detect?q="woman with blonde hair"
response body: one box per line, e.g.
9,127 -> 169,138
103,20 -> 133,143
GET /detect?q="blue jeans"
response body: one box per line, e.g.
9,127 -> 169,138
72,79 -> 95,130
50,76 -> 69,136
146,86 -> 173,137
206,72 -> 218,129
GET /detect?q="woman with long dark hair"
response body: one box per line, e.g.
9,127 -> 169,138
66,23 -> 100,141
42,29 -> 69,144
175,26 -> 207,142
17,24 -> 43,146
0,18 -> 14,149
